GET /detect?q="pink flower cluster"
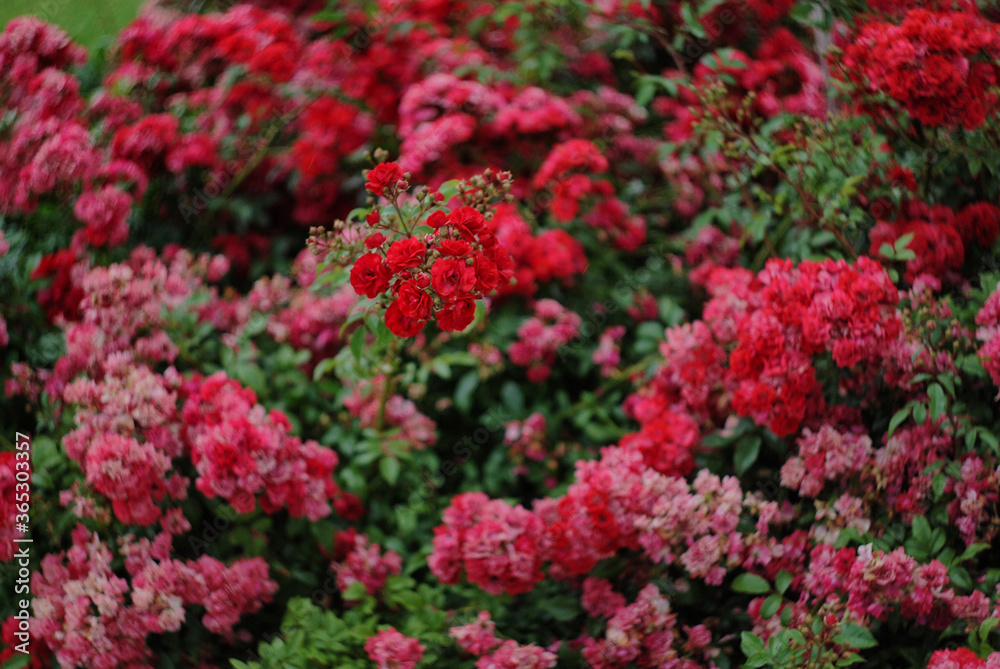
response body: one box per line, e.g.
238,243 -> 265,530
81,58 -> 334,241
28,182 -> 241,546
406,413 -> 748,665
780,425 -> 873,497
428,492 -> 546,595
364,627 -> 425,669
343,375 -> 438,451
449,614 -> 558,669
802,544 -> 989,631
976,287 -> 1000,392
508,299 -> 583,382
580,584 -> 689,669
33,523 -> 277,668
181,371 -> 341,520
332,529 -> 403,599
927,649 -> 1000,669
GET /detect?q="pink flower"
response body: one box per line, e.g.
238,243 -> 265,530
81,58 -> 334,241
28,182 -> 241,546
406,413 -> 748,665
364,628 -> 425,669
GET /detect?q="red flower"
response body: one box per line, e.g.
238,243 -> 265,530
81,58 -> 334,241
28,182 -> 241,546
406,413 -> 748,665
397,280 -> 432,319
431,258 -> 477,299
473,252 -> 500,293
350,253 -> 392,298
426,210 -> 447,228
448,206 -> 487,241
365,233 -> 386,249
386,238 -> 426,273
365,162 -> 404,196
439,240 -> 472,257
436,297 -> 477,331
954,202 -> 1000,249
385,299 -> 426,337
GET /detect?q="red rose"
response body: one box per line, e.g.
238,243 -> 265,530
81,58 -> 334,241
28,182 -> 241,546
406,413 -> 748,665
436,297 -> 476,331
473,252 -> 499,293
447,206 -> 487,241
366,210 -> 381,227
350,253 -> 392,298
397,280 -> 432,319
385,299 -> 426,337
485,244 -> 514,284
438,239 -> 472,257
430,257 -> 477,298
365,233 -> 386,249
365,162 -> 404,196
425,210 -> 447,228
386,238 -> 426,272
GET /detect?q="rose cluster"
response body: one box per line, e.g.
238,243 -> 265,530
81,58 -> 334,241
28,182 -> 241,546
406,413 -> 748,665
349,162 -> 514,337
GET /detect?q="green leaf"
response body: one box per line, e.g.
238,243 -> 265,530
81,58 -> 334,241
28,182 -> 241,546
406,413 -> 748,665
912,402 -> 927,425
887,405 -> 911,439
834,623 -> 878,650
732,573 -> 771,594
980,617 -> 1000,641
342,580 -> 368,601
543,595 -> 580,622
380,457 -> 400,486
957,543 -> 990,563
775,571 -> 793,595
927,383 -> 947,422
741,631 -> 767,657
454,371 -> 479,414
912,515 -> 931,545
760,594 -> 782,620
931,473 -> 946,500
734,436 -> 761,476
349,326 -> 366,363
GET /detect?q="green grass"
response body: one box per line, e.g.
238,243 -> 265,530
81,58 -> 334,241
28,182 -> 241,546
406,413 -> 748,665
0,0 -> 143,53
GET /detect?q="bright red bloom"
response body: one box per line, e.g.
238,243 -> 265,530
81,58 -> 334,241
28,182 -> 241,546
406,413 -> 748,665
384,299 -> 426,338
385,238 -> 426,273
447,206 -> 487,241
350,253 -> 392,298
425,210 -> 447,228
430,257 -> 476,298
439,239 -> 472,257
436,297 -> 476,331
396,280 -> 432,320
365,162 -> 404,196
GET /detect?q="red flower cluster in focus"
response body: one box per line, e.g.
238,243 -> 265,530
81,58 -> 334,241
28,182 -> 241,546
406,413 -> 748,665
349,163 -> 514,337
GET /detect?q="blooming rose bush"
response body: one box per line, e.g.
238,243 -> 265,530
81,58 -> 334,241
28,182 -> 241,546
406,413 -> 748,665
2,0 -> 1000,667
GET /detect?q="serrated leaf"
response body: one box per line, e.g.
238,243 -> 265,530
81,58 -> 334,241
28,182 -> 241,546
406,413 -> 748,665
732,573 -> 771,594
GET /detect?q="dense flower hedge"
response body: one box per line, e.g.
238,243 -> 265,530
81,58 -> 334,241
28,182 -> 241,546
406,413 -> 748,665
2,0 -> 1000,667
